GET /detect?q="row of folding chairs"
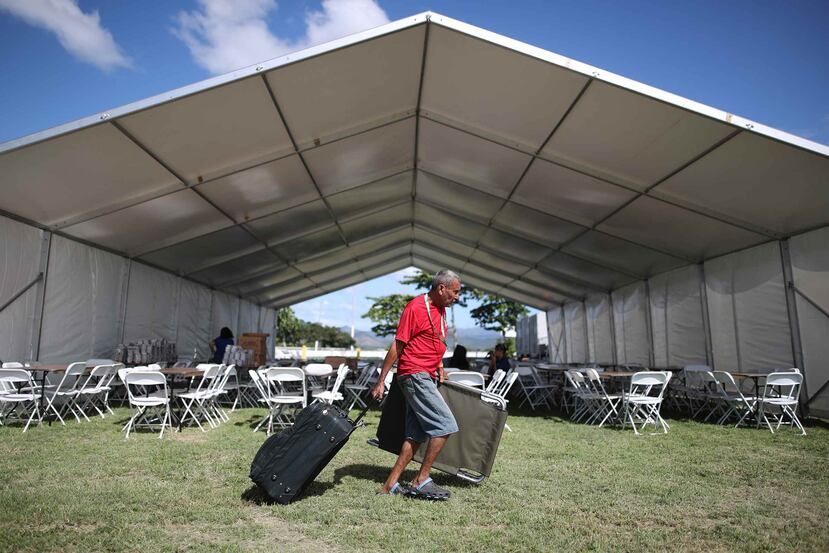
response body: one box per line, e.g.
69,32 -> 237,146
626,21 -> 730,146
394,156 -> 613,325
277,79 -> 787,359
670,366 -> 805,435
120,364 -> 235,439
0,362 -> 123,432
565,368 -> 673,435
247,364 -> 351,435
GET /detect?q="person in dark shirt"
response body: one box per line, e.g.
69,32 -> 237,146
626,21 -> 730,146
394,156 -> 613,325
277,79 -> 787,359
210,327 -> 234,363
488,343 -> 511,377
446,344 -> 470,371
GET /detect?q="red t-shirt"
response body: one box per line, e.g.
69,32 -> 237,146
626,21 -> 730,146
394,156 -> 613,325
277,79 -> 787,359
395,294 -> 447,378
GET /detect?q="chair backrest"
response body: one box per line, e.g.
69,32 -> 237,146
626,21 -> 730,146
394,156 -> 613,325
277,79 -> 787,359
264,367 -> 306,397
712,371 -> 743,399
2,362 -> 25,368
682,365 -> 712,390
353,363 -> 376,387
304,363 -> 334,376
248,368 -> 270,400
763,372 -> 802,402
496,371 -> 519,399
486,369 -> 505,393
565,369 -> 586,389
124,370 -> 167,402
78,364 -> 112,392
629,371 -> 671,398
52,362 -> 87,393
329,364 -> 350,395
0,368 -> 36,389
585,368 -> 611,397
447,371 -> 485,388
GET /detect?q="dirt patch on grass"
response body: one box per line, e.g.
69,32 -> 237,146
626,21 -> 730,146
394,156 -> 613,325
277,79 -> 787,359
243,507 -> 342,553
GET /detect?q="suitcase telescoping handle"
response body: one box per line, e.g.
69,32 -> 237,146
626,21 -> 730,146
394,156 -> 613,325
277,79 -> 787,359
350,395 -> 385,428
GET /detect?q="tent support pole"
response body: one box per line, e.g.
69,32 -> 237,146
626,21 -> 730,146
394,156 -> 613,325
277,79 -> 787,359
118,260 -> 132,344
30,231 -> 51,361
607,291 -> 618,366
0,273 -> 42,315
644,279 -> 656,368
698,263 -> 714,367
779,239 -> 808,415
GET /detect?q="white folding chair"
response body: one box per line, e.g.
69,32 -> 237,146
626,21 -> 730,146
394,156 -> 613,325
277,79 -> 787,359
177,365 -> 220,432
564,369 -> 595,423
261,367 -> 307,433
622,371 -> 672,435
123,370 -> 172,439
312,364 -> 349,405
0,368 -> 42,432
585,368 -> 622,427
485,369 -> 506,394
515,365 -> 554,410
247,370 -> 275,434
74,364 -> 119,420
42,362 -> 87,425
446,371 -> 485,388
482,371 -> 519,432
756,371 -> 806,436
344,363 -> 376,411
304,363 -> 334,395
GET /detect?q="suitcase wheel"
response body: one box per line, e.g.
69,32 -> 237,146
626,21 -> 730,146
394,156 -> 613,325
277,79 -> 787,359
329,436 -> 335,443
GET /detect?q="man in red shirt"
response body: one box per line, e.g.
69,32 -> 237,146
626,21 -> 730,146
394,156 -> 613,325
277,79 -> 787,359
371,270 -> 461,500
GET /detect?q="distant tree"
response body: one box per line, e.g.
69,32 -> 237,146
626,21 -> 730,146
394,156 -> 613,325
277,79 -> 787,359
362,294 -> 415,337
468,291 -> 529,337
275,307 -> 302,346
276,306 -> 355,347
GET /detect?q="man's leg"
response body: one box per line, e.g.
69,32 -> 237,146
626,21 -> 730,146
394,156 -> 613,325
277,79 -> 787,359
412,435 -> 447,486
381,438 -> 421,492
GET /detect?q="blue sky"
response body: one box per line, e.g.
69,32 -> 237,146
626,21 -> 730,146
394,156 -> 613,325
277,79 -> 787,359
1,0 -> 827,329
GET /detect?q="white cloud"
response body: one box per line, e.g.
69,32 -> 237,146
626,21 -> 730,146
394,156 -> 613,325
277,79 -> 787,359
172,0 -> 389,75
0,0 -> 131,71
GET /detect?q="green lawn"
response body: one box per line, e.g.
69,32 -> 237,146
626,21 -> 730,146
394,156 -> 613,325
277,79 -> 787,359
1,406 -> 827,552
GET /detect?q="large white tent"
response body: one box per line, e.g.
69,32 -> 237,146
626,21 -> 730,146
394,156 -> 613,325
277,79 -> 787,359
0,13 -> 827,417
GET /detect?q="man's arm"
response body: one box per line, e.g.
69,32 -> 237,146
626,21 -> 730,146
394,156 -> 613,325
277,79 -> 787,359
371,339 -> 405,399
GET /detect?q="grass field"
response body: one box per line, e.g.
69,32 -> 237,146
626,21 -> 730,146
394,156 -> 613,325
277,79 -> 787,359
0,405 -> 827,552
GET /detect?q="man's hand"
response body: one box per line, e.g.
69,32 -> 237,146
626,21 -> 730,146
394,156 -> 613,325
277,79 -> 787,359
371,380 -> 385,400
439,366 -> 447,383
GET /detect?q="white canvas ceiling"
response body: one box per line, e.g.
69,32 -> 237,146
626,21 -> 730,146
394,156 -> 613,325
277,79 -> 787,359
1,12 -> 827,311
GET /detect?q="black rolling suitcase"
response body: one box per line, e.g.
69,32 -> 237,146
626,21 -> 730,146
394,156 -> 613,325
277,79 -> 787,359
249,401 -> 370,504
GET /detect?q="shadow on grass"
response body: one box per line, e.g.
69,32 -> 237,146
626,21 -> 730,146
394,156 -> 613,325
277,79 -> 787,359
241,480 -> 336,505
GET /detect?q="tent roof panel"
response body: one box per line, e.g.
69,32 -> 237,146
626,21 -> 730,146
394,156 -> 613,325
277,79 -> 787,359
303,117 -> 415,195
244,200 -> 334,245
418,118 -> 531,198
0,123 -> 182,228
62,189 -> 229,256
271,227 -> 344,263
541,80 -> 734,190
563,230 -> 686,277
118,76 -> 293,183
654,132 -> 829,235
421,25 -> 588,150
266,25 -> 424,147
140,226 -> 262,275
540,251 -> 637,290
494,202 -> 584,248
415,171 -> 502,222
598,196 -> 768,261
189,250 -> 285,288
513,158 -> 638,227
340,202 -> 412,242
327,171 -> 413,220
194,154 -> 318,222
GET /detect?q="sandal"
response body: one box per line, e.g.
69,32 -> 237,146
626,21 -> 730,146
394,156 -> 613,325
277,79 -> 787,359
376,482 -> 404,496
405,477 -> 450,501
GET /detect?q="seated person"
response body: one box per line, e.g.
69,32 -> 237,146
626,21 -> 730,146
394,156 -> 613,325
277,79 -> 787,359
210,327 -> 234,364
487,343 -> 511,377
446,344 -> 470,371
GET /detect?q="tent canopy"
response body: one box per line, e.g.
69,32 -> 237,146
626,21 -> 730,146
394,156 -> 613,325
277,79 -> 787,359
1,12 -> 827,311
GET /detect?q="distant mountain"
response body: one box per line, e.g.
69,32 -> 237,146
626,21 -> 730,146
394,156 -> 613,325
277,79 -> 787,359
344,326 -> 502,351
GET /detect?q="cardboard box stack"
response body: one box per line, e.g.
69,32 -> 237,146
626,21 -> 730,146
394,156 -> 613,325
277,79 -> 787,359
239,333 -> 269,367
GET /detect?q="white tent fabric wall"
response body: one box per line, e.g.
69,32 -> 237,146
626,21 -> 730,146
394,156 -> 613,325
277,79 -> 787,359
259,306 -> 277,356
546,307 -> 565,363
704,241 -> 792,373
789,227 -> 829,418
39,236 -> 126,362
585,294 -> 614,364
563,301 -> 587,363
0,216 -> 42,361
238,299 -> 259,335
211,291 -> 240,341
612,282 -> 650,366
123,262 -> 179,342
648,265 -> 707,368
176,279 -> 213,362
